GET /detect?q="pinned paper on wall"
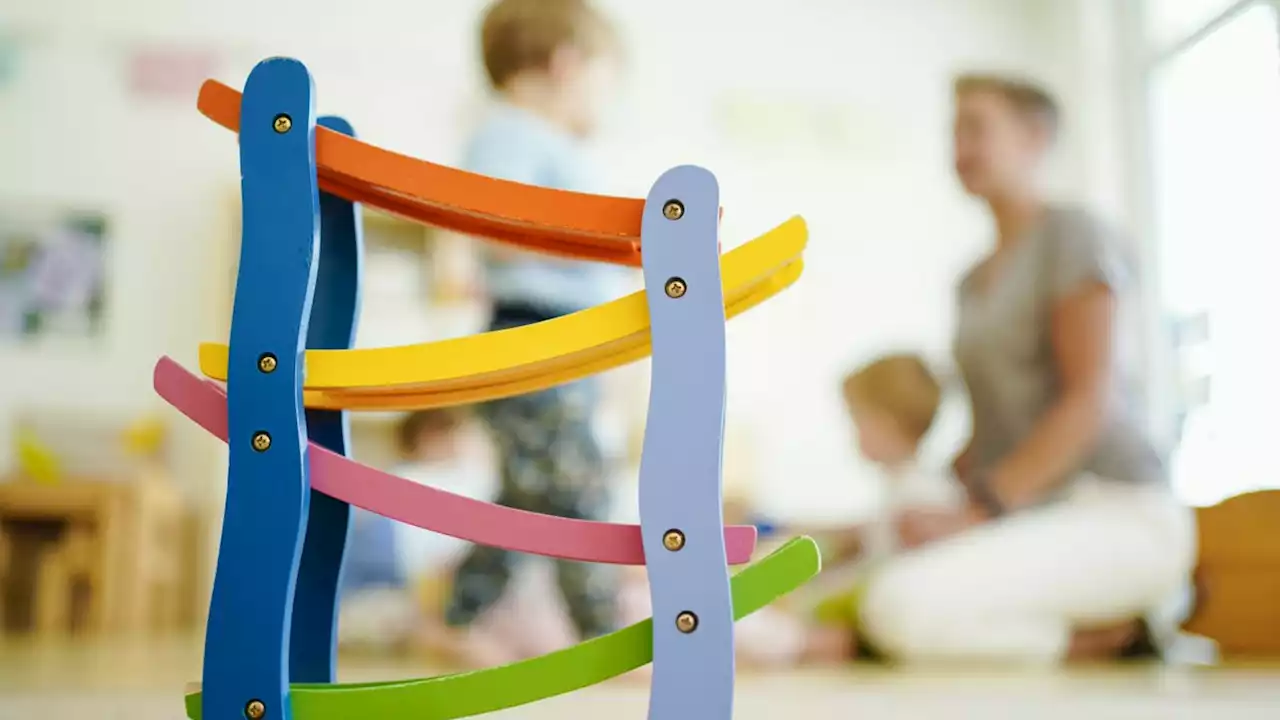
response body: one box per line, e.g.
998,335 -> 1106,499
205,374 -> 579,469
711,91 -> 900,164
0,31 -> 23,90
125,44 -> 223,101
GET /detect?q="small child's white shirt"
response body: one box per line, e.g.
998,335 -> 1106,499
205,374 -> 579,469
393,458 -> 498,578
862,462 -> 965,560
785,463 -> 965,618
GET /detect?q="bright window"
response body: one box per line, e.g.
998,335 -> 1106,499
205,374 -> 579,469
1146,0 -> 1251,48
1147,1 -> 1280,505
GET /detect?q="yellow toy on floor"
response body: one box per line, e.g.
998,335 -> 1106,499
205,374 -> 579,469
811,574 -> 868,629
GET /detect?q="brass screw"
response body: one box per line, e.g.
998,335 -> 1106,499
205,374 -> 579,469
662,530 -> 685,552
252,432 -> 272,452
257,353 -> 277,373
662,200 -> 684,220
245,699 -> 266,719
273,114 -> 292,133
675,611 -> 698,634
664,278 -> 687,299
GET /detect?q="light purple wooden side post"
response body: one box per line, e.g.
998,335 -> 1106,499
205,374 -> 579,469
638,165 -> 734,719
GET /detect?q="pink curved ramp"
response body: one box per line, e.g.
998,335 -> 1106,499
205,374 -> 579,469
154,357 -> 757,565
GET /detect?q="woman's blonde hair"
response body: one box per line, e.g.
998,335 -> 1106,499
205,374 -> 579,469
954,72 -> 1060,137
842,354 -> 941,442
396,408 -> 467,455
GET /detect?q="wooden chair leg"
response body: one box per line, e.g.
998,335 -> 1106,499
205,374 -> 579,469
0,529 -> 9,628
62,525 -> 96,634
35,545 -> 70,637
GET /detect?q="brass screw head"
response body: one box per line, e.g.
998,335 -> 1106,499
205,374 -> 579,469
675,611 -> 698,634
252,432 -> 272,452
245,699 -> 266,719
257,353 -> 277,373
273,114 -> 292,133
662,530 -> 685,552
664,278 -> 687,299
662,200 -> 684,220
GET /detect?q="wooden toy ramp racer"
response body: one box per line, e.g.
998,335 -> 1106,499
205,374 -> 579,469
178,57 -> 819,720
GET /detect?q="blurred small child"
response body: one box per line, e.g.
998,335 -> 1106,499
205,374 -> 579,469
704,355 -> 961,665
392,408 -> 493,573
799,353 -> 964,659
838,353 -> 960,560
529,354 -> 962,668
445,0 -> 630,662
338,408 -> 468,651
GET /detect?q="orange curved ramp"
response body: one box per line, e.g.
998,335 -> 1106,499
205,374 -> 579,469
199,79 -> 648,265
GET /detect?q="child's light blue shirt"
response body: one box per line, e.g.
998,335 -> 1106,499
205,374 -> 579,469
463,102 -> 626,314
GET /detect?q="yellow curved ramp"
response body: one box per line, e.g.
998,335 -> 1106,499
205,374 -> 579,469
300,259 -> 800,410
200,217 -> 806,402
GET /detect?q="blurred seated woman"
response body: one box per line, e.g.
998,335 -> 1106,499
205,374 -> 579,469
856,74 -> 1196,665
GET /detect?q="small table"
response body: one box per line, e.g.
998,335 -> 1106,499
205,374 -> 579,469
0,472 -> 183,637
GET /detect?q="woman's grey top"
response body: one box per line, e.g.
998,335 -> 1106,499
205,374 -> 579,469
953,204 -> 1165,487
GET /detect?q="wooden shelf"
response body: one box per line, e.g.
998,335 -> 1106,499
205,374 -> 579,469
349,412 -> 405,425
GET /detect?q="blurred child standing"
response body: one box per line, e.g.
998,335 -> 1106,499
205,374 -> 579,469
444,0 -> 628,662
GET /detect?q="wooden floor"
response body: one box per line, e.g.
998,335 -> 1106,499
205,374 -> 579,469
2,636 -> 1279,719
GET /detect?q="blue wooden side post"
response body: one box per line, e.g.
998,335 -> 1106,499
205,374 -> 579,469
289,115 -> 364,684
203,57 -> 320,720
637,166 -> 734,719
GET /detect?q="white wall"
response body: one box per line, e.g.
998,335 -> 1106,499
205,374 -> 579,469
0,1 -> 1132,527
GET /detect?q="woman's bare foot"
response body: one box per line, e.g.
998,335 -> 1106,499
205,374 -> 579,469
1066,620 -> 1142,662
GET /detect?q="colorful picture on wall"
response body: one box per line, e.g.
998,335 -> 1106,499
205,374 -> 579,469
0,31 -> 22,91
0,206 -> 108,340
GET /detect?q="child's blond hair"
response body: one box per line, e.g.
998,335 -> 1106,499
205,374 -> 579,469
479,0 -> 619,90
396,408 -> 467,456
842,354 -> 941,443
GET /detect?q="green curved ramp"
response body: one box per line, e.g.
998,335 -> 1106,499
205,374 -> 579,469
185,537 -> 820,719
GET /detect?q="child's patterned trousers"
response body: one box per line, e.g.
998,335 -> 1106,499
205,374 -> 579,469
445,379 -> 618,639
